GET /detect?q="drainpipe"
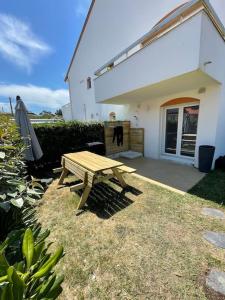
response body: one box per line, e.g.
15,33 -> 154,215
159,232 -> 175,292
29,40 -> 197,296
84,104 -> 87,121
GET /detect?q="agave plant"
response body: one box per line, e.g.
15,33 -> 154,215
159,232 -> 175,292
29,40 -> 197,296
0,228 -> 64,300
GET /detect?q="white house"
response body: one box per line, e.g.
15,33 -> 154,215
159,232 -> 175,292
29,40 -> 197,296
64,0 -> 225,167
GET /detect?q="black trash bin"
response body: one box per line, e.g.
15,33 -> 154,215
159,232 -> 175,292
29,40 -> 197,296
199,145 -> 215,173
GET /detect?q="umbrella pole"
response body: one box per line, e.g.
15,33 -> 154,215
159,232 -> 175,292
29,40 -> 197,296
9,97 -> 14,116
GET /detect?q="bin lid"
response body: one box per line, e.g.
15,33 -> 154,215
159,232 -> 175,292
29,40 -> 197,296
199,145 -> 215,149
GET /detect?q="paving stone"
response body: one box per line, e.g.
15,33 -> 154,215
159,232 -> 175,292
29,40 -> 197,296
202,208 -> 225,219
206,269 -> 225,295
203,231 -> 225,249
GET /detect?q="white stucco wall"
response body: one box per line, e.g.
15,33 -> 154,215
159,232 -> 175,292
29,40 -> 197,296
95,13 -> 202,103
123,84 -> 220,166
215,86 -> 225,159
62,103 -> 73,121
199,12 -> 225,161
200,12 -> 225,83
209,0 -> 225,25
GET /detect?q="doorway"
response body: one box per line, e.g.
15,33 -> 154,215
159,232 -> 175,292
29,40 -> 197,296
163,104 -> 199,160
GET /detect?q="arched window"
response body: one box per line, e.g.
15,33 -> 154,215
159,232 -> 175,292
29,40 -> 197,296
161,97 -> 200,107
87,77 -> 92,89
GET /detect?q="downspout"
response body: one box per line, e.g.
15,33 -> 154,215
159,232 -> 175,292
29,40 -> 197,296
67,78 -> 75,120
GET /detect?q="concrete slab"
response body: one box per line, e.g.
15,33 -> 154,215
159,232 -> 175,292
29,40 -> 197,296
202,208 -> 225,220
119,151 -> 143,159
118,157 -> 205,193
206,269 -> 225,296
203,231 -> 225,249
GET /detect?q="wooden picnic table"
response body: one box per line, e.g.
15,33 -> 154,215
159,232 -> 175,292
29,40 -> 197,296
56,151 -> 136,210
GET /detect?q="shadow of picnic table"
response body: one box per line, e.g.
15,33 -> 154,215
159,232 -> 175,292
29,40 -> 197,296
75,179 -> 142,219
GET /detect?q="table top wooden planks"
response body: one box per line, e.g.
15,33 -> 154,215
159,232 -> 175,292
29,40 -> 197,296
64,151 -> 123,173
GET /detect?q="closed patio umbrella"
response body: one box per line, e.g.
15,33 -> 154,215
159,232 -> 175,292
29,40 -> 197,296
15,95 -> 43,161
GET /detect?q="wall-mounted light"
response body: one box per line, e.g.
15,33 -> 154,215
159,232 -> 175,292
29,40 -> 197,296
203,61 -> 212,66
133,115 -> 138,128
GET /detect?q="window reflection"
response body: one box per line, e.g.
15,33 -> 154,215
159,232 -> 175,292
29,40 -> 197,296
165,108 -> 178,154
181,105 -> 199,157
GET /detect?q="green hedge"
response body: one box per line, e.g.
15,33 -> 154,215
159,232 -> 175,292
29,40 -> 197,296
0,115 -> 41,241
34,121 -> 105,165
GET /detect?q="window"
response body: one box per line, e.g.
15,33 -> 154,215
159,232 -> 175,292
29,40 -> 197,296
87,77 -> 92,89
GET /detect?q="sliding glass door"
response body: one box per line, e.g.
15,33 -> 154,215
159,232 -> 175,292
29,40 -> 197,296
165,108 -> 179,154
164,104 -> 199,158
181,105 -> 199,157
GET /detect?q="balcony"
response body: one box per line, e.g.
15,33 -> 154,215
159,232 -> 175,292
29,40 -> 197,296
94,11 -> 223,104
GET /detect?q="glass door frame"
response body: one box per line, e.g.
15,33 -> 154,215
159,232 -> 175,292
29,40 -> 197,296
161,102 -> 200,160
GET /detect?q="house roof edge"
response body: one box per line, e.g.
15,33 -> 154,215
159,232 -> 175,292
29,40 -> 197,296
64,0 -> 95,82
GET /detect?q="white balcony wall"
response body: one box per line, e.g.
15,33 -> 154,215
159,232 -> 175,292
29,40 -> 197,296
197,12 -> 225,160
95,13 -> 203,103
199,12 -> 225,83
195,12 -> 225,161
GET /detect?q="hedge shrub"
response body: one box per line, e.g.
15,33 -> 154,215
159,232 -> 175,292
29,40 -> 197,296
0,115 -> 64,299
0,116 -> 44,241
34,121 -> 105,165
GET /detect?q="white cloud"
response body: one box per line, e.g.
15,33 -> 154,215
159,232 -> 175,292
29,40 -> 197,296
75,0 -> 91,18
0,14 -> 51,72
0,84 -> 69,112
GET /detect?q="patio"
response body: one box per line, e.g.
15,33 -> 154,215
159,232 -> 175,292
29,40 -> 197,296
118,157 -> 205,193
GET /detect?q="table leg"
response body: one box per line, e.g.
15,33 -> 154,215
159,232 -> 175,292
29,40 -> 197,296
112,168 -> 127,188
58,168 -> 69,185
77,184 -> 91,210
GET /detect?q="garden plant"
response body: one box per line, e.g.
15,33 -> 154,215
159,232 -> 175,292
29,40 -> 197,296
0,115 -> 64,299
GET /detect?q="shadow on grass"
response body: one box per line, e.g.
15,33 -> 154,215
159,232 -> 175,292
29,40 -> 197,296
75,181 -> 142,219
189,170 -> 225,205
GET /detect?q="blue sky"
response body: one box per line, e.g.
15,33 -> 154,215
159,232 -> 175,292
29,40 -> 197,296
0,0 -> 91,113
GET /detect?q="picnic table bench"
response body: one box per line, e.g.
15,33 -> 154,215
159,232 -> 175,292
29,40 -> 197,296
54,151 -> 136,209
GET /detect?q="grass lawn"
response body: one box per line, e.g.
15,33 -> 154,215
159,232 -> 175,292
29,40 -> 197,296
37,171 -> 225,299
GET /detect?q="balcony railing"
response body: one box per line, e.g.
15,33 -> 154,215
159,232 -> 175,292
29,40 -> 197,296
94,0 -> 204,78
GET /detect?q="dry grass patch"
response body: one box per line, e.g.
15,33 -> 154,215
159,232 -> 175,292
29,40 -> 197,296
37,173 -> 225,299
